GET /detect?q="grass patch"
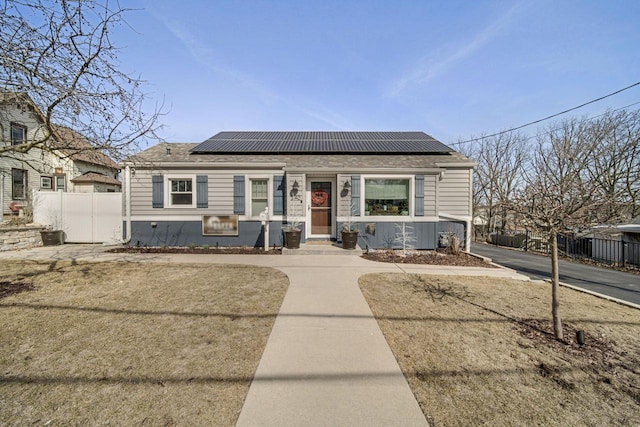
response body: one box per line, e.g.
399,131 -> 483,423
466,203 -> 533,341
359,274 -> 640,426
0,260 -> 288,425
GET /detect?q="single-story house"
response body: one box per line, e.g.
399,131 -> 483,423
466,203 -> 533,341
122,131 -> 475,250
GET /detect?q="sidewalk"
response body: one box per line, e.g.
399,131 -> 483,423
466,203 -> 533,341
0,245 -> 528,426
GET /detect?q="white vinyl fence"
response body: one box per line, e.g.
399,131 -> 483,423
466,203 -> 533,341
33,191 -> 123,244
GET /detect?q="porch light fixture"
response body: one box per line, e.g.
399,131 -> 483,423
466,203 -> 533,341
290,180 -> 300,199
341,180 -> 351,197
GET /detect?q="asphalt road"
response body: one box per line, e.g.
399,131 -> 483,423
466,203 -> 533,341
471,243 -> 640,306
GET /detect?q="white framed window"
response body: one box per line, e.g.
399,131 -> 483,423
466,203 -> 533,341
55,175 -> 66,191
11,123 -> 26,146
251,178 -> 269,217
363,177 -> 411,216
170,178 -> 193,205
164,175 -> 196,208
12,169 -> 27,199
41,176 -> 53,190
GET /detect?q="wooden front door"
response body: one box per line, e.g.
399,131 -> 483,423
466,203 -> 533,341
310,181 -> 332,235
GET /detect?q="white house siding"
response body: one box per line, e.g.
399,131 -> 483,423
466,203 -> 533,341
438,168 -> 472,217
0,104 -> 57,215
424,173 -> 438,217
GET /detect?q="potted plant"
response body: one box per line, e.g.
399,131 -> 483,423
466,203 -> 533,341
40,225 -> 64,246
40,209 -> 64,246
341,206 -> 359,250
283,219 -> 302,249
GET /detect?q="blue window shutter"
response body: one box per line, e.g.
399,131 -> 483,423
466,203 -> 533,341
273,175 -> 284,215
351,175 -> 361,216
415,175 -> 424,216
196,175 -> 208,208
152,175 -> 163,208
233,176 -> 245,214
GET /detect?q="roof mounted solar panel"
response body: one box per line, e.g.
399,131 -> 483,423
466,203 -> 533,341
190,131 -> 453,154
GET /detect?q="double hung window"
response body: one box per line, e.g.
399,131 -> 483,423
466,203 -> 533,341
12,169 -> 27,199
251,179 -> 268,216
11,123 -> 26,146
170,178 -> 193,205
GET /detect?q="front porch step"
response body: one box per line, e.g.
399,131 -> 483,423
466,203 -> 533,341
282,242 -> 363,255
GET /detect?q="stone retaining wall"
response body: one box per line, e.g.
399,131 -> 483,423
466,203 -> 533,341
0,225 -> 45,252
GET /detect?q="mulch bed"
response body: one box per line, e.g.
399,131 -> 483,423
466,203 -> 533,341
107,246 -> 495,267
107,246 -> 282,255
362,249 -> 498,267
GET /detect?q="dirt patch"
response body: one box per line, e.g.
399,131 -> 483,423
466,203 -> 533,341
362,249 -> 497,267
0,281 -> 36,299
0,260 -> 288,425
359,274 -> 640,426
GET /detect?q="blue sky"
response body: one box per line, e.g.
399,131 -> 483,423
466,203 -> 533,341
112,0 -> 640,146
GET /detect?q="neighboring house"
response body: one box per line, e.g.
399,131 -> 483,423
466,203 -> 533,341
122,131 -> 475,250
0,93 -> 121,216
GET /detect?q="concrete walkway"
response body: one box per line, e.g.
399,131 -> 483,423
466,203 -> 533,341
0,244 -> 527,426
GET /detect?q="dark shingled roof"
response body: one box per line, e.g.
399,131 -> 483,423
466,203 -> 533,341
191,131 -> 453,154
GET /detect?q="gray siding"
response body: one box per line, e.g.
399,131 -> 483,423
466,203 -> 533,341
438,168 -> 471,216
338,220 -> 462,250
131,169 -> 236,216
131,220 -> 287,247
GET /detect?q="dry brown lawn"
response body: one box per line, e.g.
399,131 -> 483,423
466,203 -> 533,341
359,274 -> 640,427
0,260 -> 288,426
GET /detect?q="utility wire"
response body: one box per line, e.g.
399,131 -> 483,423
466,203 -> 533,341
452,81 -> 640,146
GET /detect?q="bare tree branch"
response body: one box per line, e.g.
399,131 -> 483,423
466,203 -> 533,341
1,0 -> 163,161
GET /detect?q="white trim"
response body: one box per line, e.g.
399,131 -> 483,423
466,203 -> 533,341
306,177 -> 336,239
164,174 -> 197,208
286,167 -> 446,173
360,174 -> 414,219
246,174 -> 272,220
131,214 -> 285,222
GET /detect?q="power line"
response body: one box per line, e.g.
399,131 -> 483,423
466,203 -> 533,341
452,81 -> 640,146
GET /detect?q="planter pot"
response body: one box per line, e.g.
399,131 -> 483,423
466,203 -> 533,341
341,230 -> 359,250
40,230 -> 64,246
284,229 -> 301,249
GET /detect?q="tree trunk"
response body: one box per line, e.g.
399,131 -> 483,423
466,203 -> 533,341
549,232 -> 564,340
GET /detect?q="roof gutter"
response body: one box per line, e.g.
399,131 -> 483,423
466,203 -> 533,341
119,161 -> 287,169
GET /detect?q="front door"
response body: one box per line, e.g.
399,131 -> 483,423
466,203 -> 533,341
309,180 -> 333,236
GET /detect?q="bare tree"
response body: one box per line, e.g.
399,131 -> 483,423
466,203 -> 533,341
1,0 -> 162,161
462,131 -> 526,239
585,109 -> 640,221
510,118 -> 623,340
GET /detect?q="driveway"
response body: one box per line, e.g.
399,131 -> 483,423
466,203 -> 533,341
472,243 -> 640,307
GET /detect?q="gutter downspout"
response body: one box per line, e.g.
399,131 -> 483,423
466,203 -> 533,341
123,165 -> 132,244
439,213 -> 472,253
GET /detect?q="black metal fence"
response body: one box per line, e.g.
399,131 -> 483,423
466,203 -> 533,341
481,230 -> 640,270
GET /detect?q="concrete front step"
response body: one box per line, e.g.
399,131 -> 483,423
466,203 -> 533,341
282,242 -> 363,255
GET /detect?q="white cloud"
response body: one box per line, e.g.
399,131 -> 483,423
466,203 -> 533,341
387,3 -> 523,97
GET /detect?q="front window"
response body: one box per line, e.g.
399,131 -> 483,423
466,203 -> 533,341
251,179 -> 268,216
41,176 -> 53,190
55,175 -> 66,191
12,169 -> 27,199
11,123 -> 26,146
364,178 -> 410,216
170,178 -> 193,205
